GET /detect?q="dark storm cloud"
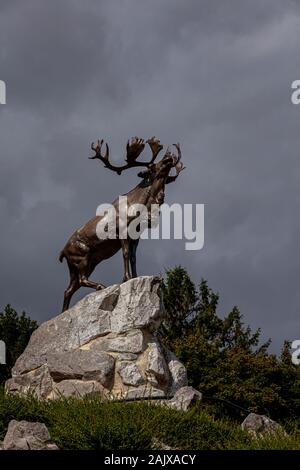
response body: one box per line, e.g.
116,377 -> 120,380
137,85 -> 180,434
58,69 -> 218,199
0,0 -> 300,351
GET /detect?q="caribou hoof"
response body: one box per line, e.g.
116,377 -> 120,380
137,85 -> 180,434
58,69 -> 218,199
96,283 -> 105,291
122,276 -> 131,283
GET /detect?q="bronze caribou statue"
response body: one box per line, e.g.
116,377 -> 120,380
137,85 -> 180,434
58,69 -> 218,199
59,137 -> 184,311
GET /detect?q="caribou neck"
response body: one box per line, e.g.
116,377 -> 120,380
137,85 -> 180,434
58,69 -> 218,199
125,178 -> 165,207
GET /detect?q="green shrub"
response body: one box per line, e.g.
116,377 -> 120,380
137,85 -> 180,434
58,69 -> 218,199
0,390 -> 299,450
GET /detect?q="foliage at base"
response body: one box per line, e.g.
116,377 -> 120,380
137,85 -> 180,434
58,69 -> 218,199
0,391 -> 299,450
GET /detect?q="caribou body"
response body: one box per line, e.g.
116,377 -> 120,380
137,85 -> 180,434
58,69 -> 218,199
59,137 -> 184,311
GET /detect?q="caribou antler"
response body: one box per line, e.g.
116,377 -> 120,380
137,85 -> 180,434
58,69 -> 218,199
166,143 -> 185,184
172,143 -> 182,165
126,137 -> 145,163
90,137 -> 162,175
147,137 -> 163,162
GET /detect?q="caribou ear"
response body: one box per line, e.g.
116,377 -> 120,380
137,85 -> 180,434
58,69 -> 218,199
137,169 -> 150,178
137,164 -> 155,179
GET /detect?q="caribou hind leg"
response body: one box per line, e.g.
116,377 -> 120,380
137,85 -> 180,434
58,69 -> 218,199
121,239 -> 131,282
62,258 -> 105,312
62,264 -> 80,312
77,257 -> 105,290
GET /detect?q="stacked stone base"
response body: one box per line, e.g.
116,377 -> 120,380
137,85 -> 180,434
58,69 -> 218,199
6,277 -> 187,400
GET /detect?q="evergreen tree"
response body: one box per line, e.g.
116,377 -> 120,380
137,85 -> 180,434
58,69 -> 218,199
161,266 -> 197,341
0,305 -> 38,384
161,266 -> 300,423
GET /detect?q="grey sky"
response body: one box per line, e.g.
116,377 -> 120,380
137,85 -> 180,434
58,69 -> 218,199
0,0 -> 300,352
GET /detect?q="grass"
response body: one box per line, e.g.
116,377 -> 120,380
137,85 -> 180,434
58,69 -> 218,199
0,389 -> 299,450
